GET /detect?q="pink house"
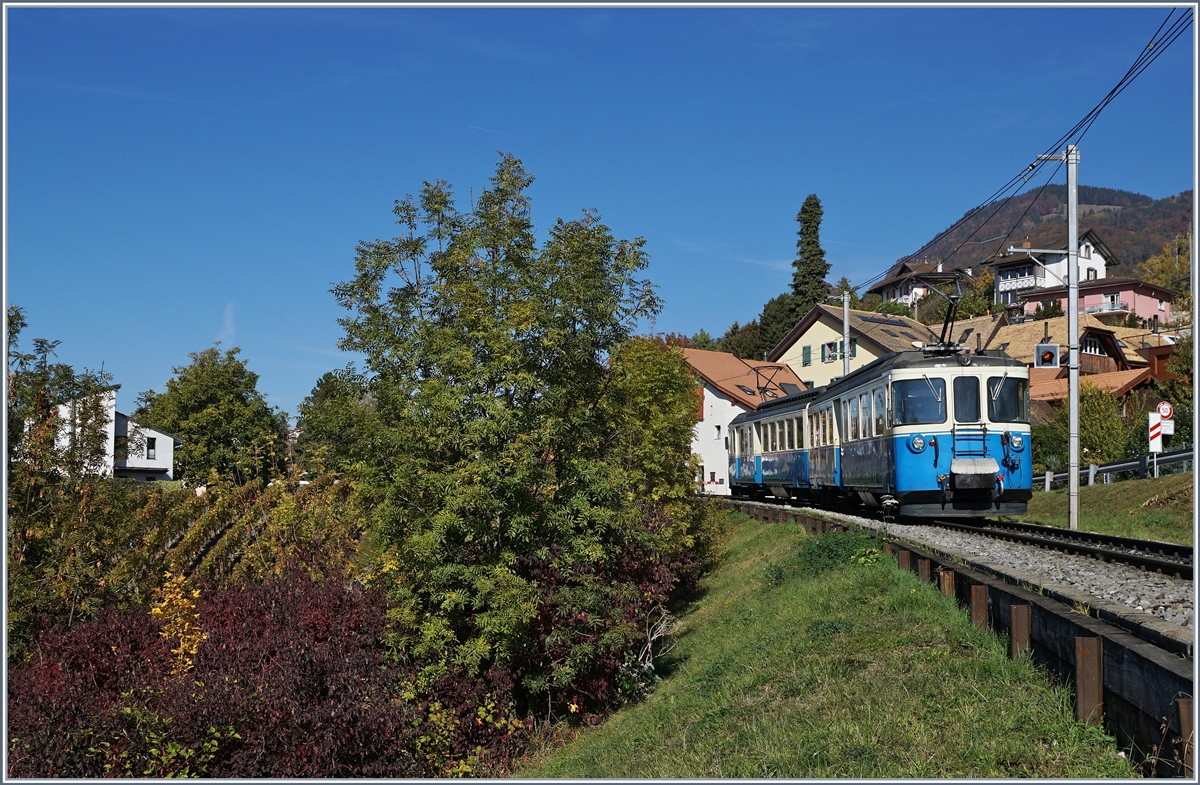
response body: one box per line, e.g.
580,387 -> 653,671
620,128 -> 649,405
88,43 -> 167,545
1022,277 -> 1178,326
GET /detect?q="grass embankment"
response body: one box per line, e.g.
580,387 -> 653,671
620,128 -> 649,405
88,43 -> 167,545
520,515 -> 1135,778
1017,471 -> 1193,545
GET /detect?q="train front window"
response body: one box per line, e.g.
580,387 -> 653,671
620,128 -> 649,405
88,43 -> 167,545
954,377 -> 980,422
892,377 -> 946,425
988,375 -> 1029,423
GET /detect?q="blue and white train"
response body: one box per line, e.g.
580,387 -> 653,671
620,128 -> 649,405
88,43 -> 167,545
727,345 -> 1032,518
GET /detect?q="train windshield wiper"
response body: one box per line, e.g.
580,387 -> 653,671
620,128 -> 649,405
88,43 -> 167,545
990,372 -> 1008,402
922,374 -> 943,403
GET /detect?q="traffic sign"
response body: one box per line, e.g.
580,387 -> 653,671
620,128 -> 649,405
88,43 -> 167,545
1161,419 -> 1175,436
1149,412 -> 1163,453
1157,401 -> 1174,419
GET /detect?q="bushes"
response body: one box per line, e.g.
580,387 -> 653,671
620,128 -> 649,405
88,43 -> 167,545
8,568 -> 425,778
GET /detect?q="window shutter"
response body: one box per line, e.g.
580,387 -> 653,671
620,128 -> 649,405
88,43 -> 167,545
802,345 -> 811,366
850,338 -> 857,358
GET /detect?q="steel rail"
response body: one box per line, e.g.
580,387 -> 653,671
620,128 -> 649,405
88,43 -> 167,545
930,518 -> 1193,579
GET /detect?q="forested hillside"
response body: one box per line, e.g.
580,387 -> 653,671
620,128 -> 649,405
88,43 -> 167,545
913,186 -> 1192,276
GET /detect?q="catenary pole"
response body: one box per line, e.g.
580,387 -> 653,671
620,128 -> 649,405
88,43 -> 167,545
843,290 -> 851,377
1066,145 -> 1080,531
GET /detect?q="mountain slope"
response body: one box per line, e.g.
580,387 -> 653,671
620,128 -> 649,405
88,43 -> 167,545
906,186 -> 1192,276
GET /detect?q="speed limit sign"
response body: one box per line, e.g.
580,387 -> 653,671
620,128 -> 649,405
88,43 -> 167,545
1157,401 -> 1174,419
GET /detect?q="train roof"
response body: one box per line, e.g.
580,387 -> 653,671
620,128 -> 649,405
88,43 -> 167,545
732,348 -> 1026,422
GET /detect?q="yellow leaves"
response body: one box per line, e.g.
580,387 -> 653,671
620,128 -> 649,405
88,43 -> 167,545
150,572 -> 207,677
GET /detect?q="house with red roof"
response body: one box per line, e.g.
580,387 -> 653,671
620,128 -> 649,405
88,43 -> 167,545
681,348 -> 805,495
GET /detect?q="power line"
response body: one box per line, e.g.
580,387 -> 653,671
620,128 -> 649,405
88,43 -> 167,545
880,8 -> 1192,282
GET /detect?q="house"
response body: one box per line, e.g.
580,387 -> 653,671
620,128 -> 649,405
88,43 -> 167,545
682,348 -> 805,495
1020,277 -> 1179,326
114,412 -> 180,482
986,313 -> 1134,375
986,229 -> 1116,309
56,386 -> 180,481
766,304 -> 939,389
864,259 -> 965,314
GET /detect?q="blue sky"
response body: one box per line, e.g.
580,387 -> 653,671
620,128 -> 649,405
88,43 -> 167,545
5,6 -> 1195,420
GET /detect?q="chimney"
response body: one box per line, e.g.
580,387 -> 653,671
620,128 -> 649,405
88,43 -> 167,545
936,262 -> 943,273
1022,236 -> 1031,249
1043,322 -> 1049,342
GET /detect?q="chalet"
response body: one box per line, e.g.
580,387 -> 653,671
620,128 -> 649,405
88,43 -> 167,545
682,348 -> 805,496
985,229 -> 1116,310
766,304 -> 939,389
986,313 -> 1133,376
864,259 -> 965,314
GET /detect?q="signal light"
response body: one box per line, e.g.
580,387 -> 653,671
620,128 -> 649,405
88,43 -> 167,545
1034,343 -> 1060,368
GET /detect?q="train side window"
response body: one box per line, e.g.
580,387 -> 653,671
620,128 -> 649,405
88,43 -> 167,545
755,423 -> 762,452
859,392 -> 871,437
784,419 -> 793,450
770,422 -> 778,452
954,376 -> 980,422
848,398 -> 859,441
873,388 -> 886,434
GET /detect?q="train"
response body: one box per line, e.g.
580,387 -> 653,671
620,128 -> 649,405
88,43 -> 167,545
727,342 -> 1033,519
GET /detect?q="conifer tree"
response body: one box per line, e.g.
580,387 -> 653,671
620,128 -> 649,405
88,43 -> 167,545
791,194 -> 832,311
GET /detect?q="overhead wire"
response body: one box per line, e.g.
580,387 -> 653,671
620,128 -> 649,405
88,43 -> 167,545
855,8 -> 1193,295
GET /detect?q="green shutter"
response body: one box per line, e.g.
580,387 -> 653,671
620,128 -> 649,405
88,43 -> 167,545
850,338 -> 857,358
802,345 -> 811,366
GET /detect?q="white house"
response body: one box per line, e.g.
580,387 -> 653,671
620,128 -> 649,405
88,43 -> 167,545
988,229 -> 1114,309
56,385 -> 180,481
682,349 -> 806,495
114,411 -> 179,481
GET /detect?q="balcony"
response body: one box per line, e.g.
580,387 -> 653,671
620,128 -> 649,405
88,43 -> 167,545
997,276 -> 1039,293
1085,301 -> 1129,315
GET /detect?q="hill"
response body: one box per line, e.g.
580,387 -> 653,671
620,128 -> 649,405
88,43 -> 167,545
906,186 -> 1192,277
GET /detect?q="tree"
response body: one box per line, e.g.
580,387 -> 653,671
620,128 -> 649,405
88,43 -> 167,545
1037,381 -> 1130,469
331,154 -> 712,714
1032,298 -> 1065,320
716,319 -> 763,359
293,369 -> 381,474
791,194 -> 832,311
1136,233 -> 1191,327
915,270 -> 996,325
688,329 -> 718,351
830,276 -> 861,309
134,347 -> 288,485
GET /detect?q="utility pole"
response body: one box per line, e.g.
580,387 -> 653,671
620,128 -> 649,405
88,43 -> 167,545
1010,146 -> 1080,529
842,290 -> 851,377
1034,145 -> 1080,529
1065,145 -> 1080,532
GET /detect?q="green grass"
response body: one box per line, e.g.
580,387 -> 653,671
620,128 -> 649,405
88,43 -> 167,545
517,517 -> 1137,778
1016,471 -> 1193,545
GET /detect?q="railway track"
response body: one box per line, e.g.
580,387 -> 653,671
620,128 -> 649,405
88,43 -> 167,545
928,518 -> 1193,579
725,498 -> 1194,776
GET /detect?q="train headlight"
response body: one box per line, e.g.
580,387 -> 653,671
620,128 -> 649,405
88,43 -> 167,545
1009,433 -> 1025,451
909,434 -> 927,453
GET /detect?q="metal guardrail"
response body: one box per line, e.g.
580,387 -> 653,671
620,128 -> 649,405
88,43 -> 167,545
1043,447 -> 1193,485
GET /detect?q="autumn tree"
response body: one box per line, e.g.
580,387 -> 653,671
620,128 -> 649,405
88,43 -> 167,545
134,347 -> 288,485
1135,233 -> 1191,325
